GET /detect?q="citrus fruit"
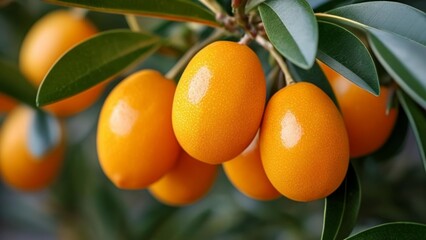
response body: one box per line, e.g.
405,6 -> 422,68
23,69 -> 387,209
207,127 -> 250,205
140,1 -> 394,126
19,10 -> 103,117
172,41 -> 266,164
223,132 -> 280,200
260,82 -> 349,202
0,93 -> 17,113
97,70 -> 180,190
0,105 -> 65,191
149,151 -> 217,206
320,63 -> 398,158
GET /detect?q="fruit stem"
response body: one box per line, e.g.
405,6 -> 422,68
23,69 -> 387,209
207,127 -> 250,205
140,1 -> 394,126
125,15 -> 142,32
238,33 -> 252,45
165,29 -> 226,80
70,8 -> 89,19
255,35 -> 295,86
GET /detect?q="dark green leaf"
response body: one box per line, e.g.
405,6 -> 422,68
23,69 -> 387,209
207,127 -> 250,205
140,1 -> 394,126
0,59 -> 37,107
45,0 -> 218,26
345,222 -> 426,240
37,29 -> 160,106
397,90 -> 426,173
368,29 -> 426,108
287,61 -> 339,108
259,0 -> 318,69
327,2 -> 426,46
317,21 -> 379,95
28,110 -> 62,158
372,109 -> 409,161
321,163 -> 361,240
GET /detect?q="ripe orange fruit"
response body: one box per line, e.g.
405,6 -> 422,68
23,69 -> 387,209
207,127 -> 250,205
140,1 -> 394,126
320,63 -> 398,158
223,132 -> 280,200
0,93 -> 17,113
97,70 -> 180,190
149,151 -> 217,206
260,82 -> 349,202
19,10 -> 103,117
172,41 -> 266,164
0,106 -> 65,191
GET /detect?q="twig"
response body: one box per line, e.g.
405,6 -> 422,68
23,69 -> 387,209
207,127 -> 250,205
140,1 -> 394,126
125,15 -> 142,32
165,29 -> 226,80
255,35 -> 294,86
70,8 -> 89,20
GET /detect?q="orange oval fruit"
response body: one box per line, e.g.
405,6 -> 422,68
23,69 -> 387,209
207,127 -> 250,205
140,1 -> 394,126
19,10 -> 103,117
172,41 -> 266,164
0,93 -> 17,113
260,82 -> 349,202
97,70 -> 180,190
320,63 -> 398,158
223,132 -> 280,200
0,105 -> 65,191
149,151 -> 217,206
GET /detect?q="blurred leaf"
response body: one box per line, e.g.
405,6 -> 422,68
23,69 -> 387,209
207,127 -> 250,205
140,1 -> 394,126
345,222 -> 426,240
327,2 -> 426,46
287,61 -> 339,108
368,29 -> 426,108
37,30 -> 160,106
246,0 -> 265,11
0,59 -> 37,107
45,0 -> 218,26
371,108 -> 409,161
317,21 -> 379,95
397,90 -> 426,173
135,204 -> 177,239
28,110 -> 62,158
322,163 -> 360,240
259,0 -> 318,69
93,186 -> 130,240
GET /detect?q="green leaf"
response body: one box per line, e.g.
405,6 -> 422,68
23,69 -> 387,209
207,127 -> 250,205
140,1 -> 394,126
367,29 -> 426,108
246,0 -> 265,12
259,0 -> 318,69
317,21 -> 379,96
345,222 -> 426,240
327,2 -> 426,46
287,61 -> 339,108
28,110 -> 62,158
372,109 -> 409,161
45,0 -> 218,26
0,59 -> 37,107
397,90 -> 426,173
321,163 -> 361,240
37,30 -> 160,106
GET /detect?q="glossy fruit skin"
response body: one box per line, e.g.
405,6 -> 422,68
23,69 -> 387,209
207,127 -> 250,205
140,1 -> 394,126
19,10 -> 103,117
321,64 -> 398,158
223,132 -> 280,201
97,70 -> 180,190
260,82 -> 349,202
149,151 -> 217,206
172,41 -> 266,164
0,106 -> 65,191
0,93 -> 17,113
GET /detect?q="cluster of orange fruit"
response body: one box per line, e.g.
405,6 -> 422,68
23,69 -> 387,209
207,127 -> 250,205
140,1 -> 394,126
0,10 -> 397,205
97,40 -> 397,205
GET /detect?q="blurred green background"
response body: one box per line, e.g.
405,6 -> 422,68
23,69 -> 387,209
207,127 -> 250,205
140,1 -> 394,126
1,0 -> 425,239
